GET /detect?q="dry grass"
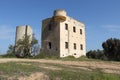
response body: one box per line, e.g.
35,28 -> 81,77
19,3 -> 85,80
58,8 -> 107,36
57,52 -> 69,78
0,58 -> 120,80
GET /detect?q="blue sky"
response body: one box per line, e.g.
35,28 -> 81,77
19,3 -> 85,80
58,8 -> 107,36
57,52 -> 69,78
0,0 -> 120,54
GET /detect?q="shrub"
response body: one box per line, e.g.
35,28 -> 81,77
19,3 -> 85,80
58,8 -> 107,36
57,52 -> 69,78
86,50 -> 107,60
1,53 -> 16,58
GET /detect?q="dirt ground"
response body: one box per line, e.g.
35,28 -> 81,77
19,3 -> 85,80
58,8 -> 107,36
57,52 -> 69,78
0,58 -> 120,80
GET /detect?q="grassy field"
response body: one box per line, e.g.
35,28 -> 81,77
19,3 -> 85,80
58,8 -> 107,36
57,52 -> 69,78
0,58 -> 120,80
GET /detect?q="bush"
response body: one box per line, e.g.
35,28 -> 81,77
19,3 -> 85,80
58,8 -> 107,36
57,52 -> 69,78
86,50 -> 107,60
33,52 -> 47,59
61,55 -> 92,61
1,53 -> 16,58
33,52 -> 59,59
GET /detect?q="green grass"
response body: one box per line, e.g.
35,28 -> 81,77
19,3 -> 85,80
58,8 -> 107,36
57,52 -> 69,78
0,61 -> 120,80
0,62 -> 42,79
32,55 -> 98,61
48,70 -> 120,80
44,63 -> 120,80
60,56 -> 94,61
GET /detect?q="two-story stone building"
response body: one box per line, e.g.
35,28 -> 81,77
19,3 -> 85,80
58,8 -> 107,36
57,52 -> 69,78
41,9 -> 86,58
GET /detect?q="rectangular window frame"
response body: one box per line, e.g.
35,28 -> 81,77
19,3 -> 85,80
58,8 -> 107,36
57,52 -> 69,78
73,26 -> 76,32
65,42 -> 68,49
48,42 -> 52,49
80,29 -> 82,35
65,23 -> 68,30
80,44 -> 83,50
74,43 -> 76,49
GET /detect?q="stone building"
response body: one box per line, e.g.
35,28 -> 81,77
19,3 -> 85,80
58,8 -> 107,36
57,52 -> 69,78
41,9 -> 86,58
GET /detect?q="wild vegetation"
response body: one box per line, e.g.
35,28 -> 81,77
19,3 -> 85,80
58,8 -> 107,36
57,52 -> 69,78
86,50 -> 107,60
87,38 -> 120,61
15,34 -> 39,58
0,59 -> 120,80
0,33 -> 39,58
0,45 -> 16,58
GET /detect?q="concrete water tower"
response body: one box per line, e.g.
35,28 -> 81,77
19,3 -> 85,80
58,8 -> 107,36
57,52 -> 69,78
15,25 -> 33,57
53,9 -> 66,22
15,25 -> 33,45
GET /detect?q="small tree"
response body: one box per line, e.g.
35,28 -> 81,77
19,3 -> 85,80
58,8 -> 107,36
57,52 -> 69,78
15,35 -> 32,58
15,33 -> 39,58
2,44 -> 16,57
7,44 -> 15,54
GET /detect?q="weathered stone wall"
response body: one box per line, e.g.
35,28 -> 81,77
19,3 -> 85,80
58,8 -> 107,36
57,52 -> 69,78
41,18 -> 60,56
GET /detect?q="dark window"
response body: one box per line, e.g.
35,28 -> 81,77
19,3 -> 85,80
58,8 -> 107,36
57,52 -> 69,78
80,44 -> 83,50
80,29 -> 82,34
74,53 -> 76,55
74,43 -> 76,49
48,24 -> 52,30
65,23 -> 68,30
65,42 -> 68,49
73,26 -> 76,32
48,42 -> 52,49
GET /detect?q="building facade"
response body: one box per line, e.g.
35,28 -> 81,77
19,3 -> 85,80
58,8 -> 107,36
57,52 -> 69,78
41,10 -> 86,58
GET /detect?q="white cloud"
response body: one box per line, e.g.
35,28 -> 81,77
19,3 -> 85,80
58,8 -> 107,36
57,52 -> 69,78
102,25 -> 120,32
0,25 -> 15,40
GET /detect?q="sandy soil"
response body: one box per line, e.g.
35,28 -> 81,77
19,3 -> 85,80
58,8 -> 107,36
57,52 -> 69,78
0,58 -> 120,80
